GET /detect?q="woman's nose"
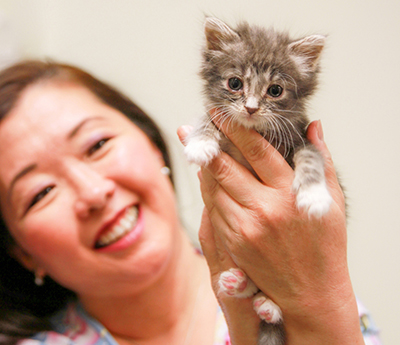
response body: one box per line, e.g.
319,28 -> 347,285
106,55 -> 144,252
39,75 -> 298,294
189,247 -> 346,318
68,163 -> 116,218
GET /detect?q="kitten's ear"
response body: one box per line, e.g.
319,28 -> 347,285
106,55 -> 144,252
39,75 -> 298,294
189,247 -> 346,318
288,35 -> 326,75
204,17 -> 239,51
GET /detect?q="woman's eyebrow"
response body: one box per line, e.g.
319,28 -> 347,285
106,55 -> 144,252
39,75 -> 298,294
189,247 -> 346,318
67,116 -> 105,140
7,164 -> 37,202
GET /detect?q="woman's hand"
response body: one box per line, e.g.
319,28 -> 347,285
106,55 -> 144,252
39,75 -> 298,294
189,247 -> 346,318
182,116 -> 363,344
199,208 -> 261,345
178,125 -> 260,345
198,118 -> 348,306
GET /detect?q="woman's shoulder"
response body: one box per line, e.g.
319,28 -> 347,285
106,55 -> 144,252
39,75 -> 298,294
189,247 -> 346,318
18,302 -> 117,345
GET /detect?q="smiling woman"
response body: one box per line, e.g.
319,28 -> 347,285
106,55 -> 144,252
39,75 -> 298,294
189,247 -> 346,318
2,79 -> 186,299
0,61 -> 219,345
0,61 -> 226,345
0,61 -> 167,308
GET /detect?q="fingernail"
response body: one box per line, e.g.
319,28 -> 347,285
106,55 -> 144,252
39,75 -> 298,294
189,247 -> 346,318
316,120 -> 324,142
180,125 -> 193,136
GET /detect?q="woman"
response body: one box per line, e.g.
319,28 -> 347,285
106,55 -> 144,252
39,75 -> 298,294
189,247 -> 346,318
0,60 -> 379,345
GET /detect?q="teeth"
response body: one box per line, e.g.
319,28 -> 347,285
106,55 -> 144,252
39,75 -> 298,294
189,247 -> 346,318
120,219 -> 131,228
96,206 -> 139,248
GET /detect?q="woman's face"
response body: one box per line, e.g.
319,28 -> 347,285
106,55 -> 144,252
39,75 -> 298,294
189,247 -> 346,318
0,81 -> 180,298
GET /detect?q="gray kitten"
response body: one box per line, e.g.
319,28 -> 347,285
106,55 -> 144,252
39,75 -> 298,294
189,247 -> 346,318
185,17 -> 332,344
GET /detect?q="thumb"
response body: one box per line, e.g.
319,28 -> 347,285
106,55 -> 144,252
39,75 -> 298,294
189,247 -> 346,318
199,208 -> 237,275
307,120 -> 345,207
307,120 -> 337,183
177,125 -> 193,146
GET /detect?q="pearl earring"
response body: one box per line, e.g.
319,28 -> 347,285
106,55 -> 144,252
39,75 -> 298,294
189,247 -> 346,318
161,166 -> 171,176
34,271 -> 44,286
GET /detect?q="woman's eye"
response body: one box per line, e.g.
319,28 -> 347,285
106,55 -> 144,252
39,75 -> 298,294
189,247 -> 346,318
267,84 -> 283,98
88,138 -> 110,155
228,77 -> 243,91
28,186 -> 53,209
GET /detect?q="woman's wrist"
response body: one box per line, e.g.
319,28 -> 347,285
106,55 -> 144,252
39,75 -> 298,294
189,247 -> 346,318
218,296 -> 260,345
283,280 -> 364,345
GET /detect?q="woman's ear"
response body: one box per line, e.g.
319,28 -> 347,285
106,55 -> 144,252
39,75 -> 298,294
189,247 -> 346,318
10,245 -> 39,271
10,245 -> 47,285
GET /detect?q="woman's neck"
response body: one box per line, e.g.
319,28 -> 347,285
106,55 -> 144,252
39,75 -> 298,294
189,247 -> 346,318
78,230 -> 216,344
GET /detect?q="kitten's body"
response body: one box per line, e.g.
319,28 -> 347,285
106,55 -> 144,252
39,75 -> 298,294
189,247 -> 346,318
185,17 -> 332,344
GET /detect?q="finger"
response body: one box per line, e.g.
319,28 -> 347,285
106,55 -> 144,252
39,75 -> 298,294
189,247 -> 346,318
176,125 -> 193,146
198,207 -> 220,268
306,120 -> 346,205
210,108 -> 293,186
198,208 -> 237,272
306,121 -> 335,179
199,165 -> 243,235
200,150 -> 266,212
199,166 -> 270,259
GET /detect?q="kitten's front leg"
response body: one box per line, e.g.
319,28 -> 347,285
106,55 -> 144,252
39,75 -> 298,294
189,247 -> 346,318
253,292 -> 283,324
218,268 -> 259,298
292,145 -> 333,217
184,117 -> 221,166
219,269 -> 283,324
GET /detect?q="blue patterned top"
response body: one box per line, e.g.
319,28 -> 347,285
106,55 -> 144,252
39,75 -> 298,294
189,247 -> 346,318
17,299 -> 381,345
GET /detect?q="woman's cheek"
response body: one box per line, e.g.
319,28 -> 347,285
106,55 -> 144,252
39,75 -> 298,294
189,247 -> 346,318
108,138 -> 161,187
21,207 -> 75,258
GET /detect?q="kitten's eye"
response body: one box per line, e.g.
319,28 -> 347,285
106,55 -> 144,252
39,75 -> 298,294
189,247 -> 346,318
228,77 -> 243,91
29,186 -> 53,209
267,85 -> 283,98
88,138 -> 110,155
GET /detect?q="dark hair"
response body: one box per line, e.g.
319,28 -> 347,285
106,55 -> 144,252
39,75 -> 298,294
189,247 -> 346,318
0,60 -> 174,344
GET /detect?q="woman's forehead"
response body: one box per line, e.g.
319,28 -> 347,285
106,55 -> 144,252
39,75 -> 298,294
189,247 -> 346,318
9,82 -> 106,123
1,81 -> 131,138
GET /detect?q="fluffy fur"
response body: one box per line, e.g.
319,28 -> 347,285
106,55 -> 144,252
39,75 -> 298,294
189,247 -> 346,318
185,17 -> 333,344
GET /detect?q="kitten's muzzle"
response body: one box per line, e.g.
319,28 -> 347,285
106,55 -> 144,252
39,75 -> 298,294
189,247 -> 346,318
245,106 -> 258,115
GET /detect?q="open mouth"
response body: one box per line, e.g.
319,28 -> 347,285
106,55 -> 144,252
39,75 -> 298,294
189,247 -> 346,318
95,205 -> 139,249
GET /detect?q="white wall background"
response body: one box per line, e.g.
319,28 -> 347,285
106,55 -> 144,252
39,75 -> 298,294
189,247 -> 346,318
0,1 -> 398,343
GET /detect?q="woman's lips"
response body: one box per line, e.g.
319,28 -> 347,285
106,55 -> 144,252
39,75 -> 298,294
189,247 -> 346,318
95,205 -> 139,249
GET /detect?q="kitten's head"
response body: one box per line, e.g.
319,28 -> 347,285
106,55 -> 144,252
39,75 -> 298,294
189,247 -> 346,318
200,17 -> 325,132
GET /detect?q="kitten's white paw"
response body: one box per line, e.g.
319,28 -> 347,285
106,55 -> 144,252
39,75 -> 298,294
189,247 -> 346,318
253,292 -> 283,324
184,137 -> 220,166
218,268 -> 259,298
294,182 -> 333,218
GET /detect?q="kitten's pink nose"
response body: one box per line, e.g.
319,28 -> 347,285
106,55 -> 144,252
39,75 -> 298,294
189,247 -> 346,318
245,106 -> 258,115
